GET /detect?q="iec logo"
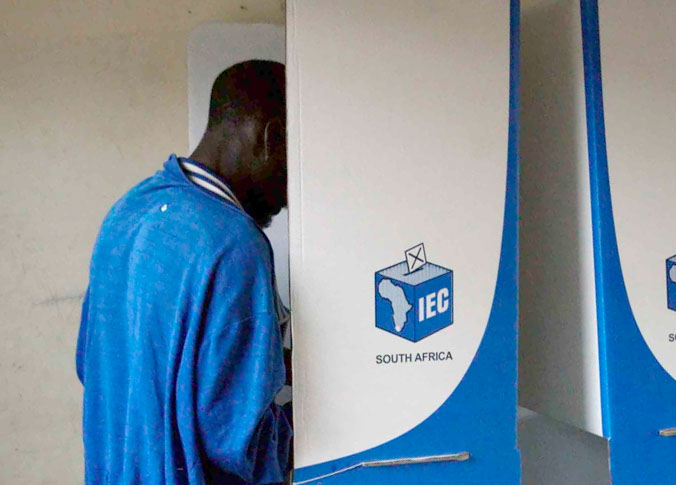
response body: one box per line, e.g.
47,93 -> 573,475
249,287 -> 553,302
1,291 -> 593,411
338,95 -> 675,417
375,243 -> 454,342
667,254 -> 676,312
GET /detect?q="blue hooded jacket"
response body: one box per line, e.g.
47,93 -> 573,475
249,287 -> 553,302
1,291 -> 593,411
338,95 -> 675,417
77,154 -> 291,484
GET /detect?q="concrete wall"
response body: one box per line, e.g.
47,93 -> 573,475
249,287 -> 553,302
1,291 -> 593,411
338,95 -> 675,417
0,2 -> 283,482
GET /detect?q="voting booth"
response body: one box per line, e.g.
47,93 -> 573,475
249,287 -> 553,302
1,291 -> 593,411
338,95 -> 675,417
288,1 -> 520,483
520,1 -> 676,482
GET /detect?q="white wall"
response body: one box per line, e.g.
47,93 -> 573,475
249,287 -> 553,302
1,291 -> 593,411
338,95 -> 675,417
0,2 -> 283,483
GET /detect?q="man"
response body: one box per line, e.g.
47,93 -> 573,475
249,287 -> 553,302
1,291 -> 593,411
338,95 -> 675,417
76,60 -> 291,484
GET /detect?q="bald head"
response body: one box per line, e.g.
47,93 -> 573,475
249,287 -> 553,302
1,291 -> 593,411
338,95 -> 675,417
207,60 -> 285,129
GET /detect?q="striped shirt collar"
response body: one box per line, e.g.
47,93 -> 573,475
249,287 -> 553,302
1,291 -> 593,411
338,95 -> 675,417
176,156 -> 244,211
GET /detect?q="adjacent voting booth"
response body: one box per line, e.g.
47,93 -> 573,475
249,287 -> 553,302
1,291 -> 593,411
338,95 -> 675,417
520,1 -> 676,482
288,1 -> 520,483
582,0 -> 676,481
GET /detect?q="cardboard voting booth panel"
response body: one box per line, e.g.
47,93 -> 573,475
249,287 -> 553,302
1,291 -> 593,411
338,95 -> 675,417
582,0 -> 676,480
521,1 -> 676,482
288,1 -> 520,483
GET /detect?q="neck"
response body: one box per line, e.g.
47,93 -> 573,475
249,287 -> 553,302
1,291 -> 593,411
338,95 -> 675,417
189,131 -> 247,200
188,122 -> 276,228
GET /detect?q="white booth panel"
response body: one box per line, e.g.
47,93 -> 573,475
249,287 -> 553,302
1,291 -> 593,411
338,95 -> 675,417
288,0 -> 513,471
599,1 -> 676,385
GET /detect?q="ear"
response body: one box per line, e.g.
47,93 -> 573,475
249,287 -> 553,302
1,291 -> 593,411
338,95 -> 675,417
263,117 -> 285,162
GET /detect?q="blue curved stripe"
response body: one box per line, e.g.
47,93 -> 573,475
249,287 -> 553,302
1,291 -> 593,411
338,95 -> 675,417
293,1 -> 521,483
580,1 -> 676,482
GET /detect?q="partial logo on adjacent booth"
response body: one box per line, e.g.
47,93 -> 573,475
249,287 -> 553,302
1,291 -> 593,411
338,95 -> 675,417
375,243 -> 454,342
667,254 -> 676,312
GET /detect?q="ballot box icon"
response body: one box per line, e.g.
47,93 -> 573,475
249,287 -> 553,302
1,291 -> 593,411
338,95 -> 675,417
667,255 -> 676,312
375,258 -> 453,342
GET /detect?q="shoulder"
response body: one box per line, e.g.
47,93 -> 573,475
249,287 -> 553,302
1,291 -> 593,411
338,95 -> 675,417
215,220 -> 273,278
97,173 -> 273,273
184,204 -> 274,283
150,180 -> 272,262
209,208 -> 271,258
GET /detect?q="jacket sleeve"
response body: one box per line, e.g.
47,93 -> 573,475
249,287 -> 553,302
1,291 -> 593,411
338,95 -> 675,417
194,244 -> 292,484
76,287 -> 89,385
